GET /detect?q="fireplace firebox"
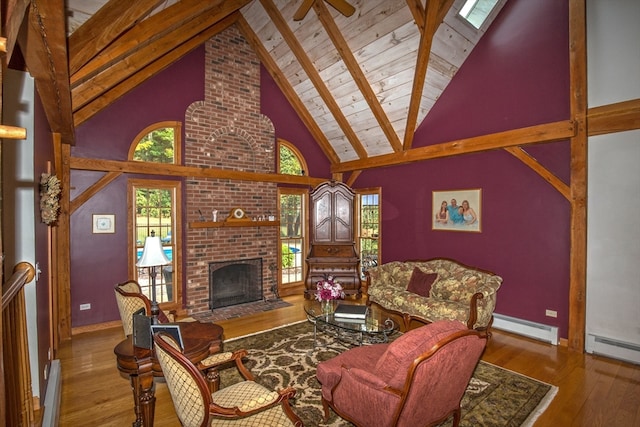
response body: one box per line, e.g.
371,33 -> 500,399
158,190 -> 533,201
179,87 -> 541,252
209,258 -> 263,310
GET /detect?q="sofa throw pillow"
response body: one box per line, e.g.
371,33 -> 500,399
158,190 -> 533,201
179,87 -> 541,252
406,267 -> 438,297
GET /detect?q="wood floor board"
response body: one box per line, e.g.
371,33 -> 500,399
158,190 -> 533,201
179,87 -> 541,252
58,294 -> 640,426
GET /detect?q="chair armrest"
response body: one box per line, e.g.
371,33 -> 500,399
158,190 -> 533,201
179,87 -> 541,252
343,367 -> 390,391
198,349 -> 255,381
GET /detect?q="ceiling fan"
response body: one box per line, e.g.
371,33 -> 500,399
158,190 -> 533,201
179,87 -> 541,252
293,0 -> 356,21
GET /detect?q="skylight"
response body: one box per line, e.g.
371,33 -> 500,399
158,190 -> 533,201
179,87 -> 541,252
459,0 -> 500,29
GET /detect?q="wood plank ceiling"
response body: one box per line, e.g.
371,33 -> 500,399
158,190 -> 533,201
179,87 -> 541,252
4,0 -> 504,168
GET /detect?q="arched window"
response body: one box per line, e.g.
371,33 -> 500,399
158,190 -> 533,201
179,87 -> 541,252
128,122 -> 182,310
278,140 -> 307,176
129,121 -> 182,164
277,139 -> 308,295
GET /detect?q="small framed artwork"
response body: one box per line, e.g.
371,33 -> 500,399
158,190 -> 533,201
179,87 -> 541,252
92,214 -> 115,234
432,189 -> 482,233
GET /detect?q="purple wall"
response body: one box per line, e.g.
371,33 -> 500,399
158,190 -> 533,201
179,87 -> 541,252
353,0 -> 572,337
70,47 -> 204,326
260,66 -> 332,178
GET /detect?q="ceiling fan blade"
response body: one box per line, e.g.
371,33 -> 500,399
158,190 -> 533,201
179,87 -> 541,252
324,0 -> 355,17
293,0 -> 315,21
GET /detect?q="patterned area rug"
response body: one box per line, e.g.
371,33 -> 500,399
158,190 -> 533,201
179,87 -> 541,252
221,321 -> 557,427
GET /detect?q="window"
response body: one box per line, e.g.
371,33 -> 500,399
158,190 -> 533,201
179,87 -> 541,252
356,189 -> 381,278
278,140 -> 308,294
458,0 -> 503,30
128,122 -> 182,308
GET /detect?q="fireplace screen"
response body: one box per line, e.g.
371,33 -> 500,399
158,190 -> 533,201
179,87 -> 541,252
209,258 -> 263,310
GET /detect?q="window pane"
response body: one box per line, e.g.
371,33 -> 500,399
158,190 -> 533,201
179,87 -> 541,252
358,192 -> 380,278
133,127 -> 175,163
135,187 -> 174,303
280,193 -> 303,285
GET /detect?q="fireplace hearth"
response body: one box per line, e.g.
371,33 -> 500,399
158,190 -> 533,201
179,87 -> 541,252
209,258 -> 263,310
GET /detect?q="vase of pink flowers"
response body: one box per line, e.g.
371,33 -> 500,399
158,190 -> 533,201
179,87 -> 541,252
315,275 -> 344,315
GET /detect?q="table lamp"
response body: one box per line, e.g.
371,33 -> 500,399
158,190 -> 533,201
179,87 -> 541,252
136,230 -> 170,323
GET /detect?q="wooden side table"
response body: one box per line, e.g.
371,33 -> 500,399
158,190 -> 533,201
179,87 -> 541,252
114,321 -> 223,427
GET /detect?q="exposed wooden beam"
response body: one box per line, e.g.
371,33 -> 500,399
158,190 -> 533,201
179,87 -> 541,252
19,0 -> 74,144
567,0 -> 588,353
68,0 -> 166,75
406,0 -> 426,31
3,0 -> 29,60
69,156 -> 328,187
0,124 -> 27,139
403,0 -> 453,150
505,147 -> 571,200
587,98 -> 640,136
71,1 -> 247,111
236,16 -> 341,165
333,120 -> 576,173
260,0 -> 369,160
69,172 -> 122,214
73,13 -> 236,126
313,0 -> 403,153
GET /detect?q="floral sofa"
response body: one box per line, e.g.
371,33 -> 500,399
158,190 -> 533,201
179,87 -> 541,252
364,258 -> 502,331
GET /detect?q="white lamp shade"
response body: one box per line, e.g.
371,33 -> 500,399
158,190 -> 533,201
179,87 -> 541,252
136,236 -> 170,267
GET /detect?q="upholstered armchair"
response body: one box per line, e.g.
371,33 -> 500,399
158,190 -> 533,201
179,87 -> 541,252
153,331 -> 303,427
114,280 -> 176,337
316,320 -> 487,427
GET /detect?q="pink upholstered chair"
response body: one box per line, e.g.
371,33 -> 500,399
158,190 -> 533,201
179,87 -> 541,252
316,320 -> 487,427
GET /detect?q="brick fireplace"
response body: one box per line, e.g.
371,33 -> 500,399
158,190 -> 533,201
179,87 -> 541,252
183,25 -> 279,316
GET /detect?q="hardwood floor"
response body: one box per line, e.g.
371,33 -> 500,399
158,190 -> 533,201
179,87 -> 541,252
58,295 -> 640,426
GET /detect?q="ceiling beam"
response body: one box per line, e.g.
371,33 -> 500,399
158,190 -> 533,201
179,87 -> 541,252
73,13 -> 236,126
71,0 -> 247,111
18,0 -> 74,144
69,156 -> 328,187
333,120 -> 576,173
313,0 -> 403,153
3,0 -> 29,59
403,0 -> 453,150
68,0 -> 166,75
260,0 -> 369,160
587,98 -> 640,136
236,15 -> 341,165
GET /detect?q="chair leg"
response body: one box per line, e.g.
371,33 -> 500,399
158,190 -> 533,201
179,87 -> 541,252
452,408 -> 461,427
321,397 -> 331,421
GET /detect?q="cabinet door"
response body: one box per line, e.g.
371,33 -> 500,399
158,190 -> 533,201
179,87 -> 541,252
313,191 -> 333,242
333,188 -> 353,243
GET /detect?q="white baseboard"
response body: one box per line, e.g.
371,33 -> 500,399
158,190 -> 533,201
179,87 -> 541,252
42,360 -> 61,427
493,314 -> 559,345
586,334 -> 640,365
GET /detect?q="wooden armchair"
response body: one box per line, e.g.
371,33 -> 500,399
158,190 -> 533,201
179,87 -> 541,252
114,280 -> 176,337
153,331 -> 303,427
316,321 -> 487,427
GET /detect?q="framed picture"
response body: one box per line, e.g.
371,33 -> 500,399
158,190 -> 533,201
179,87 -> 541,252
92,214 -> 115,234
432,189 -> 481,232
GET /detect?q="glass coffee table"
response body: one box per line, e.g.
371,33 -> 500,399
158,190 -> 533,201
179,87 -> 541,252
304,300 -> 397,348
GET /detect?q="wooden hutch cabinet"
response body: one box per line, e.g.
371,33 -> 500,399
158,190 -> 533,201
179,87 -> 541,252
305,181 -> 362,298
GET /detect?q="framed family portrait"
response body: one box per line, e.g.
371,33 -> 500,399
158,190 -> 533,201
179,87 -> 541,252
432,189 -> 482,233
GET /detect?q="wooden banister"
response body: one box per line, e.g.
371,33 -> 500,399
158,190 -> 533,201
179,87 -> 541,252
2,262 -> 36,311
2,262 -> 37,427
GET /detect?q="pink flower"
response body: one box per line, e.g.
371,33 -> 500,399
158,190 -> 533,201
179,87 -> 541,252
315,276 -> 345,301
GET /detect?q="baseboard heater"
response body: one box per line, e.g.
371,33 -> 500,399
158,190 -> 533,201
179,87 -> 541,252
42,359 -> 61,427
492,314 -> 559,345
586,334 -> 640,365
